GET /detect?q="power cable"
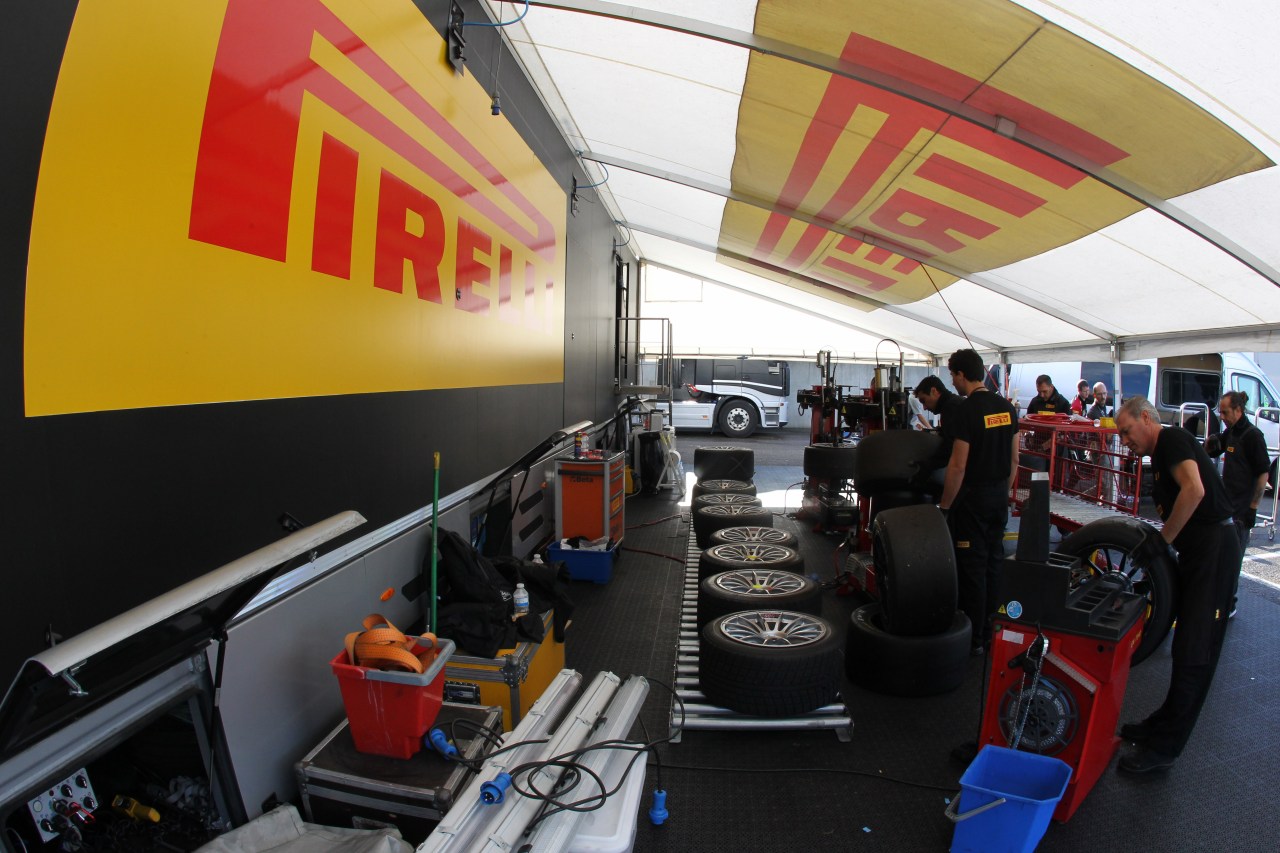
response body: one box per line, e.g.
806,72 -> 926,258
461,0 -> 529,27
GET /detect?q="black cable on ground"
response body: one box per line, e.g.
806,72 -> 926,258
616,548 -> 686,560
626,513 -> 683,530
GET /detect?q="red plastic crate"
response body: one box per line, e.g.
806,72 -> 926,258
330,637 -> 455,759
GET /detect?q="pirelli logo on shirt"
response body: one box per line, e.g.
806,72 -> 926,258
984,412 -> 1013,429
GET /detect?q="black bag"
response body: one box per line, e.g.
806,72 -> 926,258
430,530 -> 515,657
491,555 -> 575,643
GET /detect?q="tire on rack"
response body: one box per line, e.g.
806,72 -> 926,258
803,443 -> 858,480
694,446 -> 755,482
1056,517 -> 1177,665
692,493 -> 763,512
872,504 -> 957,636
691,479 -> 757,500
717,399 -> 760,438
698,542 -> 804,580
709,526 -> 799,549
844,603 -> 971,697
699,611 -> 842,717
694,504 -> 774,549
698,570 -> 822,627
853,430 -> 941,495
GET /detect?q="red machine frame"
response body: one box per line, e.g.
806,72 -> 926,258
1013,415 -> 1143,534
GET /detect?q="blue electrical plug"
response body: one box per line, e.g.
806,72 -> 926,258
648,789 -> 668,825
480,772 -> 512,805
427,728 -> 457,758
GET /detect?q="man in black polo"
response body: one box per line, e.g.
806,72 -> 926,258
1113,396 -> 1239,773
1025,374 -> 1072,415
1207,390 -> 1271,614
939,350 -> 1019,654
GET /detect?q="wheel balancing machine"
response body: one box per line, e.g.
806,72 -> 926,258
978,473 -> 1147,821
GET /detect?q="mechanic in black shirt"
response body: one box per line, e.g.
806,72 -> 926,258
939,350 -> 1019,654
1206,390 -> 1271,612
1113,396 -> 1239,774
910,375 -> 964,499
1025,374 -> 1072,415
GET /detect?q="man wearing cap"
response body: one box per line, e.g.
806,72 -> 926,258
1113,396 -> 1239,774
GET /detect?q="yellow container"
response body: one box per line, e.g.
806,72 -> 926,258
443,611 -> 565,730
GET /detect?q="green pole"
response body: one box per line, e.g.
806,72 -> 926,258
430,451 -> 441,633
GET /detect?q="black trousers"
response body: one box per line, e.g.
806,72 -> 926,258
1145,520 -> 1240,757
1230,515 -> 1251,605
950,481 -> 1009,646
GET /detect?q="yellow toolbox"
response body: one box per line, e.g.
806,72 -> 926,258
442,610 -> 564,729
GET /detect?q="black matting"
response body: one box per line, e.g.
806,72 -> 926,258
561,432 -> 1280,853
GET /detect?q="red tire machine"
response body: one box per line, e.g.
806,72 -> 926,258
977,475 -> 1147,821
795,347 -> 910,536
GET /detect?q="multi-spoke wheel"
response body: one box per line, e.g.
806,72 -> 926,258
1057,517 -> 1177,665
697,569 -> 821,627
699,611 -> 842,717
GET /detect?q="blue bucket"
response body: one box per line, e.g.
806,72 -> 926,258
947,746 -> 1072,853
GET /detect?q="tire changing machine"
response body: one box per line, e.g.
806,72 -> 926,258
669,525 -> 853,742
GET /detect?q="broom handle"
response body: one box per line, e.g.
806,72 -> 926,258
430,451 -> 441,633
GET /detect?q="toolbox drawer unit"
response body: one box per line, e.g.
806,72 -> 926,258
555,451 -> 625,544
295,702 -> 502,845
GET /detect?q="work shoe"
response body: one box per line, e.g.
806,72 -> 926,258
970,644 -> 985,657
1118,746 -> 1175,774
1119,720 -> 1152,742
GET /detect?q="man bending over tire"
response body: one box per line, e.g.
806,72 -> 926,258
1112,396 -> 1239,774
939,349 -> 1019,656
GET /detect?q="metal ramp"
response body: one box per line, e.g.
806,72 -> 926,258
670,525 -> 853,742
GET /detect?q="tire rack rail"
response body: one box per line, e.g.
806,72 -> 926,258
669,523 -> 853,742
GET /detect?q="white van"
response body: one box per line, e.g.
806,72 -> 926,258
1007,353 -> 1280,477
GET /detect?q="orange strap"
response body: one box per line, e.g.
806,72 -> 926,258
344,613 -> 438,674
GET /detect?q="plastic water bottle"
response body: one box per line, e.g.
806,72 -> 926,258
513,583 -> 529,617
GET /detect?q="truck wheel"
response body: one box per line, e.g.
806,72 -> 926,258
699,542 -> 803,579
691,479 -> 757,500
718,400 -> 759,438
699,611 -> 842,717
872,505 -> 957,636
853,430 -> 941,495
692,493 -> 763,511
803,443 -> 858,479
694,504 -> 773,548
698,570 -> 821,627
1057,517 -> 1177,665
694,446 -> 755,482
709,526 -> 799,549
845,603 -> 970,697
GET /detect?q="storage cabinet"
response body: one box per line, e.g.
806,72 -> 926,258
554,452 -> 625,544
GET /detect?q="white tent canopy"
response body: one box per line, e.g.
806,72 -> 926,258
482,0 -> 1280,362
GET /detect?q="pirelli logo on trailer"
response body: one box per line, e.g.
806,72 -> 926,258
25,0 -> 566,416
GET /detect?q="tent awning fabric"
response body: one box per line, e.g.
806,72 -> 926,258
484,0 -> 1280,362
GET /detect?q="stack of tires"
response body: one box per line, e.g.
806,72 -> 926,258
691,447 -> 771,548
690,446 -> 843,717
845,504 -> 970,696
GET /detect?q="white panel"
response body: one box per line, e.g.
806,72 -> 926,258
511,8 -> 747,182
602,169 -> 726,247
905,282 -> 1096,348
1016,0 -> 1280,156
990,210 -> 1280,337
